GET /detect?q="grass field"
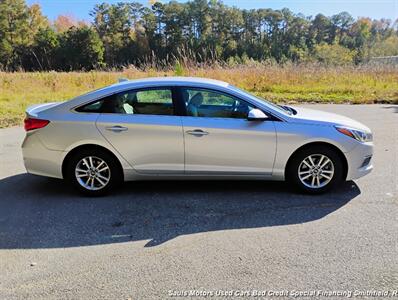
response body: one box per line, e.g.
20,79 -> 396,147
1,65 -> 397,128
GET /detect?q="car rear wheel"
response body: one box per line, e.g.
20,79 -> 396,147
287,145 -> 344,194
66,149 -> 122,196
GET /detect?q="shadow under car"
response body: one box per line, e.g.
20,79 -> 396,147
0,173 -> 360,248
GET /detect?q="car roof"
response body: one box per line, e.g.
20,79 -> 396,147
112,77 -> 229,88
64,76 -> 230,108
53,76 -> 289,120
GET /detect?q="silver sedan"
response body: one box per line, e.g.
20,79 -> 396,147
22,77 -> 373,196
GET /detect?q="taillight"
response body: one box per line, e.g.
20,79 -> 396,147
24,117 -> 50,131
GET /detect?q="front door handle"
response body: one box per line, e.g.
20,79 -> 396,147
186,129 -> 209,136
106,125 -> 128,132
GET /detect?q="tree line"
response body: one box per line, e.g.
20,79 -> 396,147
0,0 -> 397,71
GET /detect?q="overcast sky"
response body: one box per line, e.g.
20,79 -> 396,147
27,0 -> 398,21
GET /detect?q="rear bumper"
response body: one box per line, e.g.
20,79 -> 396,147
22,132 -> 64,179
345,142 -> 374,180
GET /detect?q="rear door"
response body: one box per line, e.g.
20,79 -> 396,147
95,87 -> 184,174
180,87 -> 277,175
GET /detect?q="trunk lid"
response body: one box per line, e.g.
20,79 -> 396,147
26,102 -> 63,118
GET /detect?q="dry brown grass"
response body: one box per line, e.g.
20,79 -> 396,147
0,65 -> 397,128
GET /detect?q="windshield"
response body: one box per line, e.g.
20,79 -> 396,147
228,85 -> 291,115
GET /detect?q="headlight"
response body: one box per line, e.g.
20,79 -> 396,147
335,126 -> 373,142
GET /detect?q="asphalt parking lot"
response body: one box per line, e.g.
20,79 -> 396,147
0,104 -> 397,299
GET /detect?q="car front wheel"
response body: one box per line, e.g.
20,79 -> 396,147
66,149 -> 122,196
287,145 -> 344,194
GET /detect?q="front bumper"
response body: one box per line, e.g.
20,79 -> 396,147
22,132 -> 64,179
345,141 -> 374,180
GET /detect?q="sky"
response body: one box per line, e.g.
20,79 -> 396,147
27,0 -> 398,22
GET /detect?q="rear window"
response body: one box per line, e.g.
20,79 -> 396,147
75,88 -> 175,116
75,99 -> 104,113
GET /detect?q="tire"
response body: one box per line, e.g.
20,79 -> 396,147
286,145 -> 344,194
66,148 -> 122,196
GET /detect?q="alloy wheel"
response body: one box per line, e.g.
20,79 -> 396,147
298,154 -> 334,189
75,156 -> 111,191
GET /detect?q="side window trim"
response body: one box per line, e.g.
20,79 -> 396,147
74,86 -> 181,117
175,86 -> 281,121
175,86 -> 259,119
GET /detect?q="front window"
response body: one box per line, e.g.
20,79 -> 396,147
182,88 -> 255,119
228,85 -> 292,115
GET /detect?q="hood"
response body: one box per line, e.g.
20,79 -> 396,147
26,102 -> 63,118
289,106 -> 371,132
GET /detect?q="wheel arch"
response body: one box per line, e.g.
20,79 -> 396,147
61,144 -> 124,180
284,141 -> 348,181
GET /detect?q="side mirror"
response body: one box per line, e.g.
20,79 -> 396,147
247,109 -> 268,121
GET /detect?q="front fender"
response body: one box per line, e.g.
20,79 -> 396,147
272,122 -> 357,179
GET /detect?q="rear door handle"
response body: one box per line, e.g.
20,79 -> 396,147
106,125 -> 128,132
186,129 -> 209,136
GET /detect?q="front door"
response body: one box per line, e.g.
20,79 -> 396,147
96,87 -> 184,174
180,87 -> 277,175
